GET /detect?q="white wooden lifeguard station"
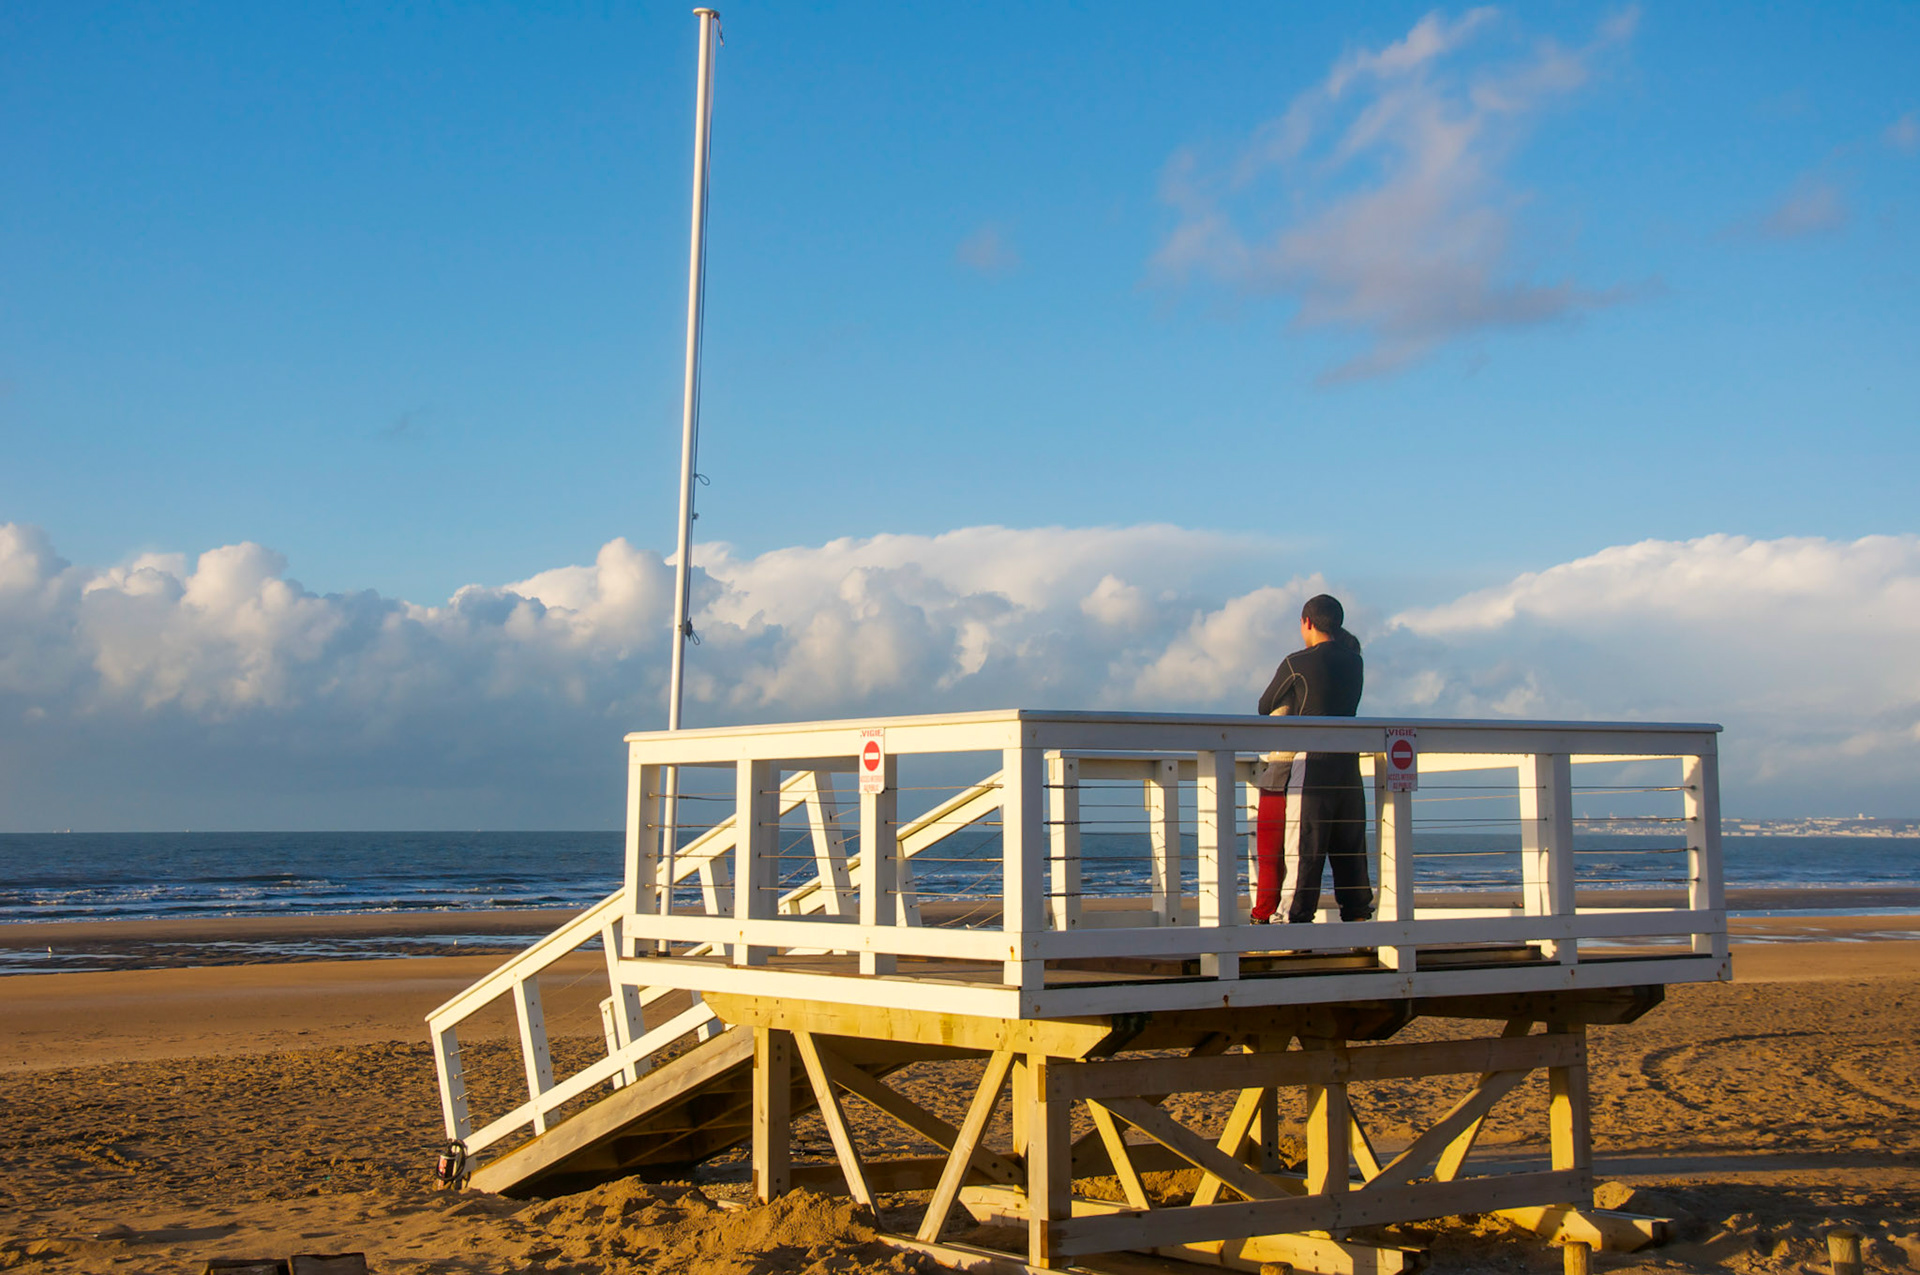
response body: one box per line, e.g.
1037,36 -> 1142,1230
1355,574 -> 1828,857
428,708 -> 1727,1273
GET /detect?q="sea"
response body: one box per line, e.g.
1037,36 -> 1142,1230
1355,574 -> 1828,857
2,830 -> 1916,973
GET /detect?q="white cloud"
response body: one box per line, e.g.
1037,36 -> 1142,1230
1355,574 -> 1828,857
3,522 -> 1919,824
1886,111 -> 1919,156
1382,534 -> 1920,798
1756,175 -> 1848,239
1151,7 -> 1638,383
956,223 -> 1020,276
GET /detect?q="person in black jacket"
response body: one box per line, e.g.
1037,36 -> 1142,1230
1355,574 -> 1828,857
1249,594 -> 1374,925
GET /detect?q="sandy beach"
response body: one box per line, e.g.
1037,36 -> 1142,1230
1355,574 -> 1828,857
3,914 -> 1918,1274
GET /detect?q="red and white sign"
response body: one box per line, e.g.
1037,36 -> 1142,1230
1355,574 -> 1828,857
1385,726 -> 1419,793
858,728 -> 887,794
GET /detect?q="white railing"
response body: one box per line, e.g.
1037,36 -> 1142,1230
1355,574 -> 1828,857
613,710 -> 1728,1020
431,708 -> 1727,1156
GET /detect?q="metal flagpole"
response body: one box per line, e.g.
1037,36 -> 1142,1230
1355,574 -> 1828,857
669,6 -> 720,732
659,8 -> 719,941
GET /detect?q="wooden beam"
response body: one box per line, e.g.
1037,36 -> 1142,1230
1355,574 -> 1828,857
1190,1088 -> 1265,1207
1347,1108 -> 1383,1183
1435,1018 -> 1536,1183
703,993 -> 1119,1060
1097,1097 -> 1286,1203
959,1189 -> 1428,1275
1048,1168 -> 1589,1258
1056,1032 -> 1576,1102
794,1030 -> 875,1210
1085,1101 -> 1151,1211
1365,1069 -> 1528,1192
818,1048 -> 1022,1185
1492,1205 -> 1669,1252
753,1027 -> 791,1201
920,1050 -> 1017,1243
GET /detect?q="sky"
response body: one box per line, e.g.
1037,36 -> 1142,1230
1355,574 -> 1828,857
2,2 -> 1917,829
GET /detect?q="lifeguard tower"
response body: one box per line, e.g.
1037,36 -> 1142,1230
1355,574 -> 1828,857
427,708 -> 1727,1273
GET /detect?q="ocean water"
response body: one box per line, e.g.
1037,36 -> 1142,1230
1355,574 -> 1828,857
2,830 -> 1917,928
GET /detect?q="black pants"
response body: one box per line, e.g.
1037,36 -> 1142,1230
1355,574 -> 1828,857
1288,778 -> 1374,924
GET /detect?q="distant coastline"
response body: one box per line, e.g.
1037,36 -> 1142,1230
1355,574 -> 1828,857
1723,816 -> 1919,837
1579,816 -> 1920,837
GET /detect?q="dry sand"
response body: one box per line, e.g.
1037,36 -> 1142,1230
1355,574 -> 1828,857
2,922 -> 1918,1274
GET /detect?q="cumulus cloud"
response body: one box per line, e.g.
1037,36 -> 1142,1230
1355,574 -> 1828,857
3,522 -> 1918,824
1383,534 -> 1920,799
1151,7 -> 1639,383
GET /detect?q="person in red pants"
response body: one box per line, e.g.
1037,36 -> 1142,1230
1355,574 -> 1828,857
1249,594 -> 1373,925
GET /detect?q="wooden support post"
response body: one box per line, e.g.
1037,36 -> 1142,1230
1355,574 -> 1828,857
512,977 -> 555,1134
1003,742 -> 1048,992
1373,768 -> 1416,972
1519,753 -> 1576,963
1146,758 -> 1183,926
1564,1239 -> 1591,1275
1549,1022 -> 1593,1191
735,758 -> 777,966
1302,1039 -> 1349,1200
753,1027 -> 792,1201
1010,1059 -> 1030,1156
795,1030 -> 876,1211
1828,1230 -> 1863,1275
1048,754 -> 1082,932
919,1050 -> 1017,1242
1195,748 -> 1240,979
1026,1052 -> 1069,1269
1255,1084 -> 1283,1173
859,751 -> 900,976
1683,752 -> 1729,965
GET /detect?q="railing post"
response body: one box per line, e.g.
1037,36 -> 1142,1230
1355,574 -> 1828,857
1047,753 -> 1082,931
598,916 -> 647,1085
734,758 -> 777,966
627,757 -> 667,952
1196,747 -> 1240,980
1003,737 -> 1048,992
1373,758 -> 1416,972
1683,751 -> 1729,967
1146,758 -> 1183,926
802,771 -> 855,919
513,977 -> 556,1133
859,750 -> 900,976
432,1026 -> 471,1140
1519,753 -> 1575,963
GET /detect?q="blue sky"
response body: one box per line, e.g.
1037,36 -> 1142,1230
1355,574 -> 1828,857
2,3 -> 1917,827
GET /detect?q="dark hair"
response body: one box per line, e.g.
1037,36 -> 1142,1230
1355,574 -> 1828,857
1302,593 -> 1360,651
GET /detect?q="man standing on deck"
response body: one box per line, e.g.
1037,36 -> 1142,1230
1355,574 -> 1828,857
1250,594 -> 1375,925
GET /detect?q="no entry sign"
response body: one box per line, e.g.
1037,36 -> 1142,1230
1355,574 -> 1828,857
1385,726 -> 1419,793
858,728 -> 887,794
